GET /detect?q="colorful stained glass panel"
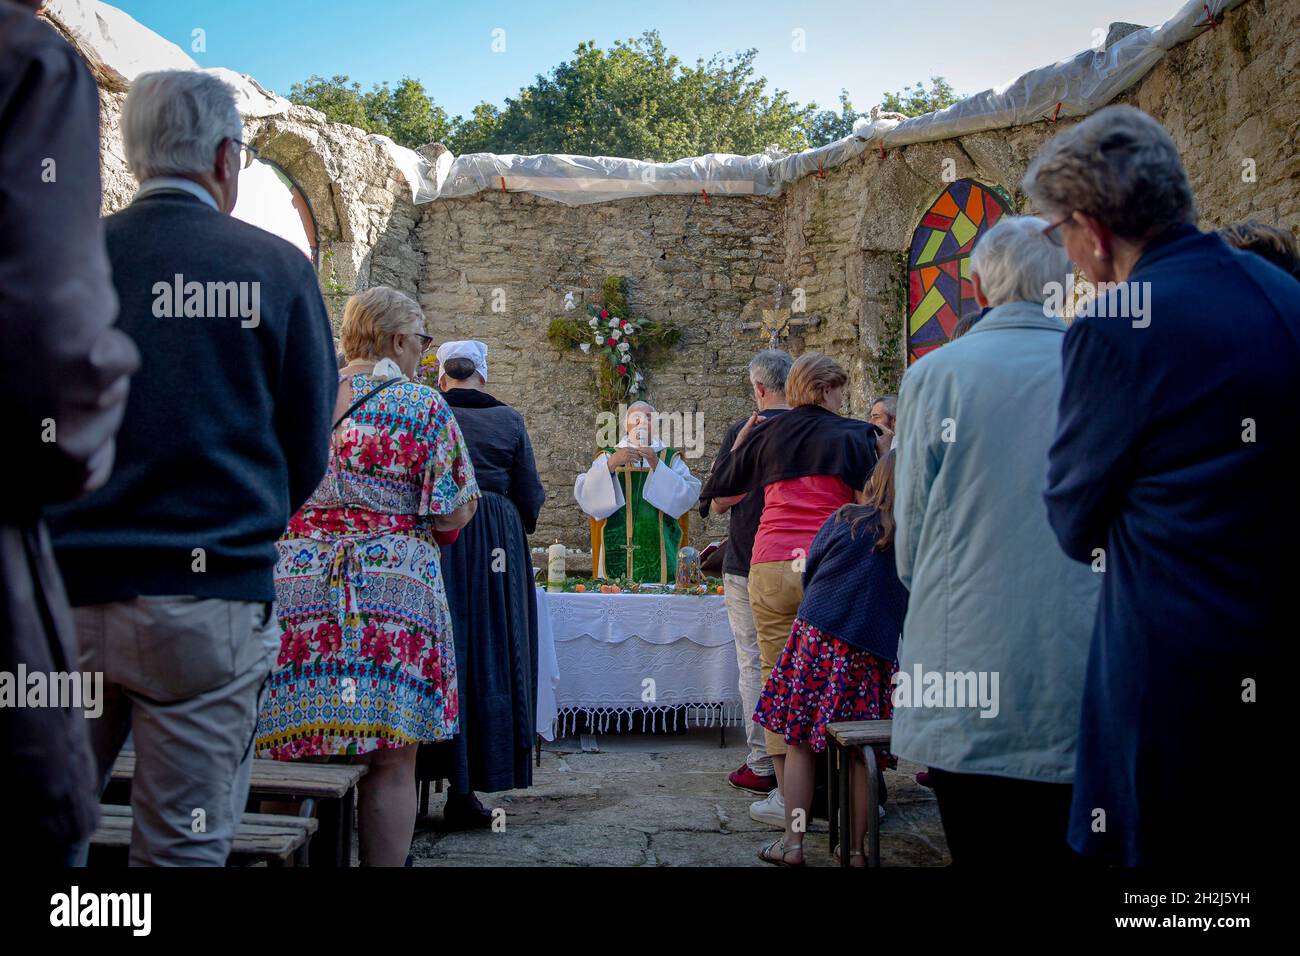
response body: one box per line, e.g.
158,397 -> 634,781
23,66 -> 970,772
906,179 -> 1012,364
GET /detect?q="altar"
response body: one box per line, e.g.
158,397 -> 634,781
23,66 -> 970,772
538,588 -> 742,737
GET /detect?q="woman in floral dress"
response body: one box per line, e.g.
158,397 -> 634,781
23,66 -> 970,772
256,286 -> 478,866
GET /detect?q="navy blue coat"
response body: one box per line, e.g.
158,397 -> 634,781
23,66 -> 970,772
797,512 -> 907,662
1045,225 -> 1297,865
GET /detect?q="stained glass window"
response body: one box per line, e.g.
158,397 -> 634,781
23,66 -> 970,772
906,179 -> 1011,363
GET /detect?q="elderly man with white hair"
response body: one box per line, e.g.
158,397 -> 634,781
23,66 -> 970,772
46,70 -> 337,865
891,215 -> 1101,866
574,401 -> 701,583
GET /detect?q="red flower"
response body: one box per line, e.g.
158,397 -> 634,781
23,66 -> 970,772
358,434 -> 384,470
282,627 -> 312,667
397,431 -> 425,467
617,364 -> 627,375
620,320 -> 629,329
599,309 -> 609,318
607,337 -> 617,347
314,621 -> 343,656
361,623 -> 393,666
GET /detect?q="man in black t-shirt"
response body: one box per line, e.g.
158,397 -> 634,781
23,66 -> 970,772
698,349 -> 792,799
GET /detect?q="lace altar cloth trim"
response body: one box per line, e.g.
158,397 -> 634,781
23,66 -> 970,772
553,703 -> 747,736
551,632 -> 742,733
541,591 -> 732,647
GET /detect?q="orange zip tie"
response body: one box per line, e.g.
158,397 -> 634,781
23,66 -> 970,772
877,144 -> 886,160
499,176 -> 507,193
1200,3 -> 1223,27
701,189 -> 709,205
817,160 -> 825,179
1047,102 -> 1063,123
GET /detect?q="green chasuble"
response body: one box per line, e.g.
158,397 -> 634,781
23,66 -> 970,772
599,446 -> 683,584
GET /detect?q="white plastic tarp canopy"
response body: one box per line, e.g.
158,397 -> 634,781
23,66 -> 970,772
408,0 -> 1244,205
51,0 -> 1246,207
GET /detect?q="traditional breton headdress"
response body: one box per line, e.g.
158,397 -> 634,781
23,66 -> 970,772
435,339 -> 489,382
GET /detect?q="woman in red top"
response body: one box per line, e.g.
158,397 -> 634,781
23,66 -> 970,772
703,353 -> 880,824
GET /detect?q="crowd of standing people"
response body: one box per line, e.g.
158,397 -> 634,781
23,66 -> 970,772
702,105 -> 1294,867
2,0 -> 1293,870
2,12 -> 544,866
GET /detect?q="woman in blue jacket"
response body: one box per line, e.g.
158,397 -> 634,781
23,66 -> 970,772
754,450 -> 907,867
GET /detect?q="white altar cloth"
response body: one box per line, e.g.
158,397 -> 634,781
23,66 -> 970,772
538,590 -> 742,735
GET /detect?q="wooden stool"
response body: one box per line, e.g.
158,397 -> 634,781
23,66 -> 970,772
91,804 -> 318,866
111,753 -> 365,867
826,719 -> 892,867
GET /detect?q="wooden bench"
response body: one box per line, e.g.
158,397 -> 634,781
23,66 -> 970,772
91,803 -> 318,866
111,754 -> 366,867
826,719 -> 892,868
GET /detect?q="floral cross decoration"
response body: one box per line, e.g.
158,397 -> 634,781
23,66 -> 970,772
548,276 -> 679,411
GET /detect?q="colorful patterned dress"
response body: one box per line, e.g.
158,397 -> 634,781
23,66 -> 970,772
256,372 -> 479,759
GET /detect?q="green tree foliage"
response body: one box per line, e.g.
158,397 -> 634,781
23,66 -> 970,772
364,78 -> 453,147
462,32 -> 812,160
803,90 -> 865,145
879,76 -> 959,117
288,74 -> 449,147
288,74 -> 370,130
288,42 -> 959,157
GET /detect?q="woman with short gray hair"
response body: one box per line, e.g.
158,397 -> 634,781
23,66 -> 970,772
1027,105 -> 1296,866
892,216 -> 1097,865
969,215 -> 1070,309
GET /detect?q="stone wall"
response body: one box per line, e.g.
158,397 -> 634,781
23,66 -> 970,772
415,190 -> 786,549
74,0 -> 1298,555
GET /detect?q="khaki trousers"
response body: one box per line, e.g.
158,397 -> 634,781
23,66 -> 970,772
747,560 -> 803,758
73,596 -> 278,866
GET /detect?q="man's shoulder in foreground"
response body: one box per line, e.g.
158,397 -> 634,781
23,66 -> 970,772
1,2 -> 74,61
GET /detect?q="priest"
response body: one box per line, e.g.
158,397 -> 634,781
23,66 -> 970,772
574,401 -> 701,583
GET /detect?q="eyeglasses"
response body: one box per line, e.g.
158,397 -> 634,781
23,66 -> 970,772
1042,214 -> 1073,247
412,333 -> 435,354
231,139 -> 259,170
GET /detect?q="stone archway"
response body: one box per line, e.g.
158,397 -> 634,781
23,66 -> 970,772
905,179 -> 1011,363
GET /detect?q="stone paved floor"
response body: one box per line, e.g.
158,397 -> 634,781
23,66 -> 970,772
410,729 -> 951,867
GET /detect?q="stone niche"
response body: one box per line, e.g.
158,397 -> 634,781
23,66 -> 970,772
79,0 -> 1298,553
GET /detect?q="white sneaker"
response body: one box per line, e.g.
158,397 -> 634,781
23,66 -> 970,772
749,789 -> 785,828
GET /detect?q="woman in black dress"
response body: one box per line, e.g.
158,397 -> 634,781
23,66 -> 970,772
421,341 -> 545,827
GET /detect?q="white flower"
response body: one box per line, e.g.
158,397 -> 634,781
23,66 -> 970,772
593,334 -> 603,345
579,342 -> 591,353
564,291 -> 576,311
611,328 -> 622,340
617,341 -> 630,353
608,318 -> 619,328
588,316 -> 598,328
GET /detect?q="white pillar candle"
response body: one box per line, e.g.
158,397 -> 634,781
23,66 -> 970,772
547,542 -> 566,592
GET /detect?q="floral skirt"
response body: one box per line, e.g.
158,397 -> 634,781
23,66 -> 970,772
255,523 -> 459,759
754,617 -> 897,757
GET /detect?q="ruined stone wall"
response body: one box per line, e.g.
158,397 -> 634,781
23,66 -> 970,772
414,191 -> 785,549
413,1 -> 1297,552
78,0 -> 1298,556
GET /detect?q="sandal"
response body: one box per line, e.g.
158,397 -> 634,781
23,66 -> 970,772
758,838 -> 805,867
832,842 -> 868,866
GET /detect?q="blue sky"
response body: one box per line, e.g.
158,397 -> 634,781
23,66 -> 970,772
110,0 -> 1185,119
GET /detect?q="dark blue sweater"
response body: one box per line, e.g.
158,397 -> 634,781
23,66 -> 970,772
46,191 -> 337,604
796,510 -> 908,662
